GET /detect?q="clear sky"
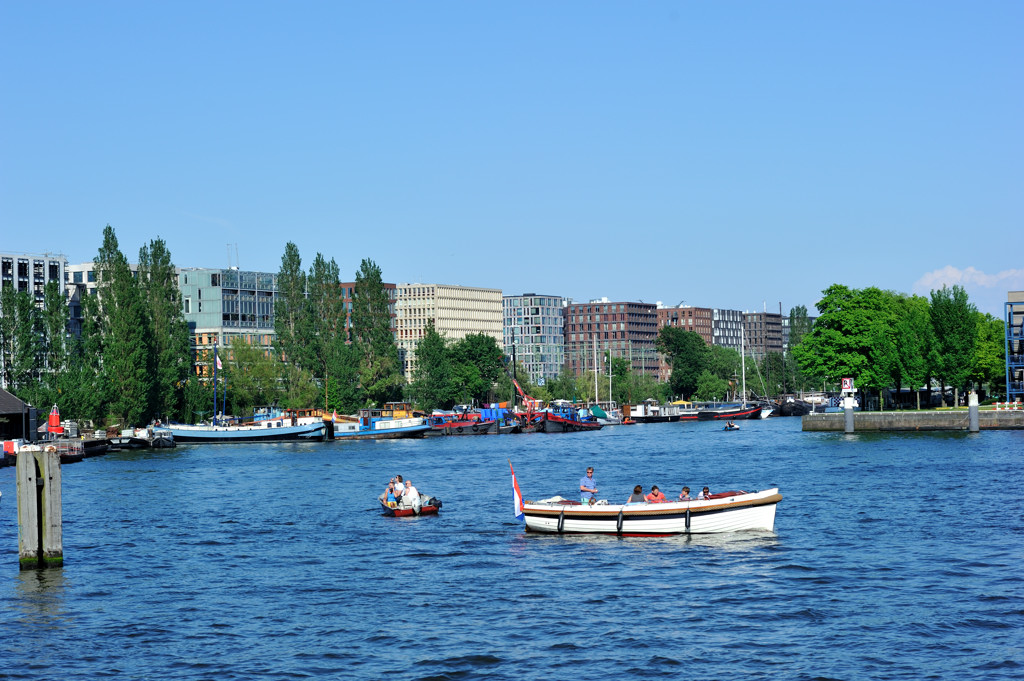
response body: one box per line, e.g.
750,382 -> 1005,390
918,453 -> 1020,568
2,2 -> 1021,316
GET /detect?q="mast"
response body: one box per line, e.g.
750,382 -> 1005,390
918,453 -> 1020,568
212,341 -> 218,426
741,323 -> 747,406
593,338 -> 598,404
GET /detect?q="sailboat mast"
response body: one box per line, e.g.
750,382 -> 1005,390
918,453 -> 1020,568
741,323 -> 746,405
593,338 -> 598,404
212,341 -> 218,426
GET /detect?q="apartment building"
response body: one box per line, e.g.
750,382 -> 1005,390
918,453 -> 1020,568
564,298 -> 659,378
1,252 -> 67,306
743,311 -> 784,360
503,294 -> 565,386
395,283 -> 503,381
712,308 -> 744,353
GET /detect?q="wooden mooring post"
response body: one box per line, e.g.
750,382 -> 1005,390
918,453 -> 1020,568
16,446 -> 63,570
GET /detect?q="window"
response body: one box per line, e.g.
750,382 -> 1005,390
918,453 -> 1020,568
184,298 -> 191,314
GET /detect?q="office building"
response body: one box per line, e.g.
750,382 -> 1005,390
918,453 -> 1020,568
503,294 -> 565,386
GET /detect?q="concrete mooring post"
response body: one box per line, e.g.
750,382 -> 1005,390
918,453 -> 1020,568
969,391 -> 979,433
16,446 -> 63,570
844,396 -> 855,433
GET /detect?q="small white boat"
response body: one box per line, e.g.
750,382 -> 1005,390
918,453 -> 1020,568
521,488 -> 781,535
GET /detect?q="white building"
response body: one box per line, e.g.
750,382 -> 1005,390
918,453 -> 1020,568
395,283 -> 503,380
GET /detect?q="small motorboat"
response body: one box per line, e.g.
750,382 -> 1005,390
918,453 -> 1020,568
723,424 -> 740,431
379,493 -> 443,517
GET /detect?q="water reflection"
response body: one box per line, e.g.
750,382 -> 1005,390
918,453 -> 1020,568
12,569 -> 71,627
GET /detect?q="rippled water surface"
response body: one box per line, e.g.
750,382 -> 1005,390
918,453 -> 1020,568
1,418 -> 1022,680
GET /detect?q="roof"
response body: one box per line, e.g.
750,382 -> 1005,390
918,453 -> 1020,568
0,388 -> 28,414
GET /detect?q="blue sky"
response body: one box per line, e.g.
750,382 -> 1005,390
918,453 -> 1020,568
2,2 -> 1021,316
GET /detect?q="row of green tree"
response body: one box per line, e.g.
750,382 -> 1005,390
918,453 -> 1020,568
792,284 -> 1003,406
654,283 -> 1005,407
0,226 -> 193,427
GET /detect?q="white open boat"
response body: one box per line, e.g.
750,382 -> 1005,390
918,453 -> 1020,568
521,488 -> 781,536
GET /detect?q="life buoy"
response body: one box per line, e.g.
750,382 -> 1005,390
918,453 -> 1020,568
456,426 -> 463,434
472,424 -> 479,433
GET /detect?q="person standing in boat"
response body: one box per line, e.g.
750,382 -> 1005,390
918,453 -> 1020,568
579,467 -> 598,503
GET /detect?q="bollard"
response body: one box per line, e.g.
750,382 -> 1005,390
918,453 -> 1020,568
844,396 -> 855,434
969,392 -> 979,433
16,446 -> 63,570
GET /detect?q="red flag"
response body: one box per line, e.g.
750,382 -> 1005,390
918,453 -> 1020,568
509,460 -> 524,521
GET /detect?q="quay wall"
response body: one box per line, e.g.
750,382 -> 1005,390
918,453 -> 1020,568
802,411 -> 1024,432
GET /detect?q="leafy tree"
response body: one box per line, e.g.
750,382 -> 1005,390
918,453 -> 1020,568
656,327 -> 709,399
794,284 -> 889,396
693,369 -> 729,401
95,225 -> 154,426
351,259 -> 403,404
450,333 -> 504,404
970,312 -> 1005,396
181,374 -> 215,424
409,321 -> 456,411
138,238 -> 191,420
0,288 -> 40,395
889,294 -> 932,409
222,336 -> 282,416
930,284 -> 977,404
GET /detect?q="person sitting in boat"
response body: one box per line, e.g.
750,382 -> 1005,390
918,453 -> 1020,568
625,485 -> 646,504
579,467 -> 598,503
382,479 -> 399,507
645,485 -> 667,503
394,475 -> 405,497
678,486 -> 691,501
399,479 -> 419,506
699,486 -> 711,500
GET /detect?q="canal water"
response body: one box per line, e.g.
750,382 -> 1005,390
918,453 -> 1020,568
0,418 -> 1021,680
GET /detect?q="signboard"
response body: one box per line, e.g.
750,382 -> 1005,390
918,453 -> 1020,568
841,377 -> 854,391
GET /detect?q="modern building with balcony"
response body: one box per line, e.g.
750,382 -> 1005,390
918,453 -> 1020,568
564,298 -> 659,379
503,294 -> 565,386
1006,291 -> 1024,403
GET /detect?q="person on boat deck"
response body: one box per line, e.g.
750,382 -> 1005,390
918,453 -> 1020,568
579,467 -> 598,503
678,486 -> 691,501
625,485 -> 646,504
645,485 -> 667,503
699,486 -> 711,500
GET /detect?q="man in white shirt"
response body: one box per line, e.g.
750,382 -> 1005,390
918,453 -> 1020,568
401,480 -> 419,505
394,475 -> 405,497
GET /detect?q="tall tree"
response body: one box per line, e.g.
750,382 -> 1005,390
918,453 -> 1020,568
95,225 -> 153,426
351,259 -> 403,404
138,238 -> 192,419
656,327 -> 709,399
274,242 -> 311,370
930,284 -> 977,405
306,253 -> 347,407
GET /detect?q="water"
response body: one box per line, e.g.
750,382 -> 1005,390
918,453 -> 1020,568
1,418 -> 1021,680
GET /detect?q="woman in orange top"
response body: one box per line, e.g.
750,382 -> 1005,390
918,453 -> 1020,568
645,485 -> 667,503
